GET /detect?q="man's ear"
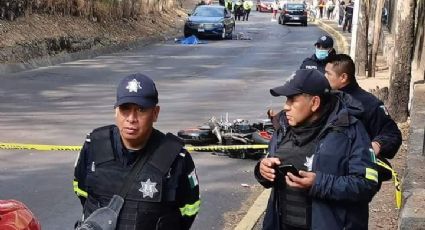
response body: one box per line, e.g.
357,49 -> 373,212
340,72 -> 349,84
311,96 -> 321,112
153,106 -> 160,122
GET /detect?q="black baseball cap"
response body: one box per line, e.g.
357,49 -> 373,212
270,69 -> 331,97
314,35 -> 334,48
114,73 -> 158,108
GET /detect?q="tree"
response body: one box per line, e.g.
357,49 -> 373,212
388,0 -> 416,122
368,0 -> 385,78
355,0 -> 369,77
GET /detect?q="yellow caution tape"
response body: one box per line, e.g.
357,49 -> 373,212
0,142 -> 269,152
185,144 -> 268,152
0,142 -> 82,151
377,159 -> 402,209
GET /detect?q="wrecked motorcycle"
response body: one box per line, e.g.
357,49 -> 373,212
177,114 -> 273,159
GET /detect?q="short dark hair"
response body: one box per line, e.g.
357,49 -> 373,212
327,54 -> 356,82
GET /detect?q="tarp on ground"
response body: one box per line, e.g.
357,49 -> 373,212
176,35 -> 207,45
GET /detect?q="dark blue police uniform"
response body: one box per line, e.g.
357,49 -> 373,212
74,126 -> 200,230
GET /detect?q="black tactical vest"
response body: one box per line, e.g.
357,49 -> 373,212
274,135 -> 315,229
83,126 -> 184,230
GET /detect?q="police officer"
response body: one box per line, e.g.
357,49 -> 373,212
243,0 -> 253,21
299,35 -> 336,74
324,54 -> 402,183
234,0 -> 244,21
73,73 -> 200,230
256,69 -> 378,230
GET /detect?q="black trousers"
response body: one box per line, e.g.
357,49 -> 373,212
343,15 -> 352,32
243,9 -> 251,21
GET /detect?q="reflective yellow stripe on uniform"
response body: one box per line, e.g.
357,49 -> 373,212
365,168 -> 378,183
73,180 -> 88,198
179,200 -> 201,217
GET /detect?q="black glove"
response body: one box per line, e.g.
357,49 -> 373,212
76,195 -> 124,230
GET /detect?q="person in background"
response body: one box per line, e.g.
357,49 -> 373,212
243,0 -> 254,21
318,0 -> 325,19
326,0 -> 335,19
324,54 -> 402,186
343,0 -> 354,32
338,1 -> 345,27
299,35 -> 336,73
271,0 -> 279,21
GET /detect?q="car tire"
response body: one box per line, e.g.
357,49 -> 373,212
184,28 -> 191,38
303,21 -> 307,26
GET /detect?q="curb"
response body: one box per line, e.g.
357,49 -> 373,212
235,188 -> 271,230
316,20 -> 349,54
398,84 -> 425,229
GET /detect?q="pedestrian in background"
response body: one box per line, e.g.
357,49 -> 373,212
271,0 -> 279,21
255,69 -> 378,230
338,1 -> 345,27
73,73 -> 200,230
299,35 -> 336,73
326,0 -> 335,19
324,54 -> 402,187
343,0 -> 354,32
318,0 -> 325,19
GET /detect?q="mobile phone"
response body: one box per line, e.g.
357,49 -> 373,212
277,164 -> 300,177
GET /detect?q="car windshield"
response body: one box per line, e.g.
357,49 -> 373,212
287,4 -> 304,10
193,7 -> 224,17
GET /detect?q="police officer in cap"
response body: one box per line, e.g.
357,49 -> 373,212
325,54 -> 402,186
299,35 -> 336,74
74,73 -> 200,230
256,69 -> 378,230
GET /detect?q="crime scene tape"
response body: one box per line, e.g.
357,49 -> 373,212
185,144 -> 269,152
0,143 -> 82,151
377,159 -> 402,209
0,142 -> 268,152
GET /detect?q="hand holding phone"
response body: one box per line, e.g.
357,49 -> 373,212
277,164 -> 300,177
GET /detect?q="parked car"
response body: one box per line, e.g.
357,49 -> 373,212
256,0 -> 274,12
184,5 -> 235,39
278,3 -> 307,26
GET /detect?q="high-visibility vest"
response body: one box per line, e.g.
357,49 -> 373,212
243,0 -> 253,10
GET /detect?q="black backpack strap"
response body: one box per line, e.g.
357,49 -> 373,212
149,133 -> 184,175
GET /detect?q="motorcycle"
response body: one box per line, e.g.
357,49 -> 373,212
177,113 -> 274,159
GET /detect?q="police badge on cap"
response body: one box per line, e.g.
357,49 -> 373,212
115,73 -> 159,108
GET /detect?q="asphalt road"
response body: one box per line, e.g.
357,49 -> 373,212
0,11 -> 327,230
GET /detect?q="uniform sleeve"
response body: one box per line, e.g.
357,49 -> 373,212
309,123 -> 378,202
367,104 -> 402,159
73,136 -> 90,207
176,151 -> 200,230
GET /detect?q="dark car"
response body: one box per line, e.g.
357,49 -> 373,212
278,3 -> 307,26
256,0 -> 274,12
184,5 -> 235,39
